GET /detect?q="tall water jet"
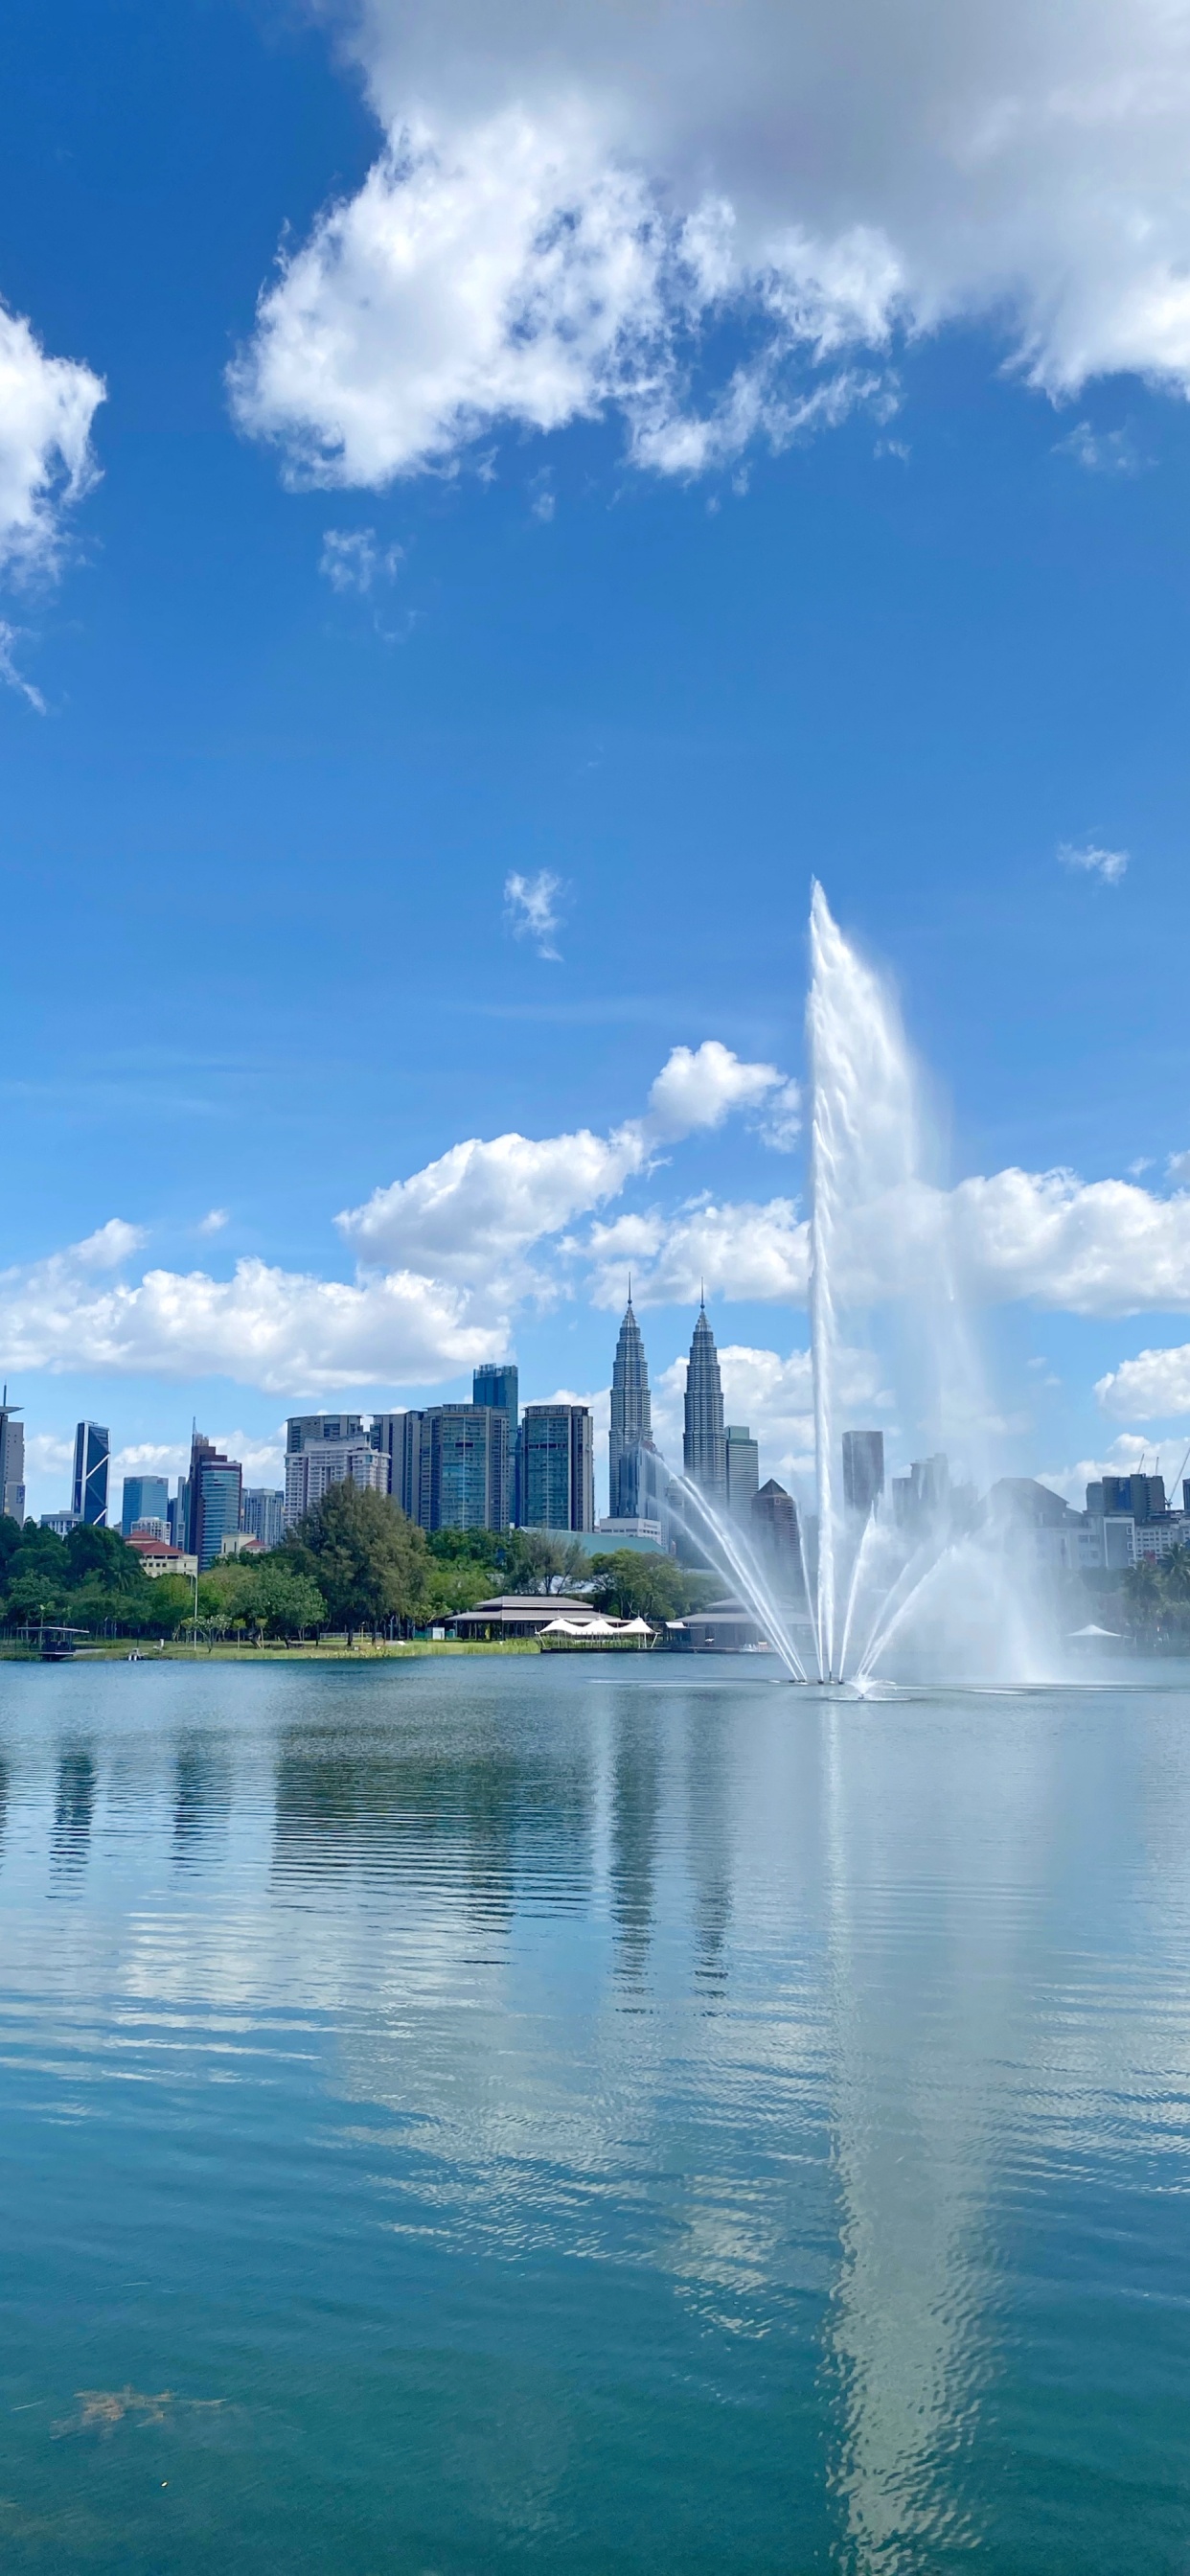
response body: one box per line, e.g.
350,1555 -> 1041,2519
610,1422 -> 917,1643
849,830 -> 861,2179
807,884 -> 921,1681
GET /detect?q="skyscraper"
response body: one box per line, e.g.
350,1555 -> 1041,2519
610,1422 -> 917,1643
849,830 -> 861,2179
751,1479 -> 803,1593
683,1304 -> 727,1503
608,1298 -> 659,1521
725,1424 -> 759,1516
121,1473 -> 170,1538
473,1366 -> 520,1516
0,1388 -> 25,1524
841,1430 -> 885,1516
72,1421 -> 109,1527
284,1414 -> 385,1527
241,1488 -> 286,1550
186,1434 -> 243,1569
519,1405 -> 595,1532
422,1406 -> 510,1532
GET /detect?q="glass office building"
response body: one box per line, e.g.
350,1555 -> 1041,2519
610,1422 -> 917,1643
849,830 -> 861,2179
72,1421 -> 110,1527
121,1474 -> 170,1538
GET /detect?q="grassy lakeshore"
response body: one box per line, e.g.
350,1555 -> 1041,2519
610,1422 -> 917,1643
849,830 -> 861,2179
0,1637 -> 542,1664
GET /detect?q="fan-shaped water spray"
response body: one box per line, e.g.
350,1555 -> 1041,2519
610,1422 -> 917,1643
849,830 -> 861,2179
652,885 -> 1051,1689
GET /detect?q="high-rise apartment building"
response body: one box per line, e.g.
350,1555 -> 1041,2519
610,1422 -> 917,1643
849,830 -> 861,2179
424,1406 -> 510,1531
518,1404 -> 594,1532
608,1299 -> 660,1522
725,1425 -> 759,1516
371,1412 -> 418,1518
683,1305 -> 727,1503
72,1421 -> 109,1527
186,1434 -> 243,1570
473,1367 -> 520,1517
284,1414 -> 386,1528
375,1406 -> 511,1532
0,1387 -> 25,1524
121,1474 -> 170,1539
891,1453 -> 950,1530
841,1430 -> 885,1517
751,1479 -> 802,1590
241,1488 -> 286,1550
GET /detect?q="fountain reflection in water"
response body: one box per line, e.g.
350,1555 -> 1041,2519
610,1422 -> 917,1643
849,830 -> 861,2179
646,885 -> 1051,1690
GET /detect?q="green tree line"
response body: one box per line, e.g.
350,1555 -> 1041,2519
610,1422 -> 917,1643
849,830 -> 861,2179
1,1485 -> 710,1645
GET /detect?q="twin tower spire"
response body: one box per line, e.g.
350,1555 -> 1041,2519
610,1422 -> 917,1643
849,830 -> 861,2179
608,1290 -> 726,1515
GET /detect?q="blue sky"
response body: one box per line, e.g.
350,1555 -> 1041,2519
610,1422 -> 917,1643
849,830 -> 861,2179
4,0 -> 1190,1518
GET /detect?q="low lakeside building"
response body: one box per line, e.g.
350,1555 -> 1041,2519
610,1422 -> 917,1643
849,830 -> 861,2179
449,1594 -> 595,1640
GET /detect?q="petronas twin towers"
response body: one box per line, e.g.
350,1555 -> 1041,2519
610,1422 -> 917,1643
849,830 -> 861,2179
608,1291 -> 728,1514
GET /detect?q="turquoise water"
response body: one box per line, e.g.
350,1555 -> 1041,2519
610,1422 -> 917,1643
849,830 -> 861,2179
0,1656 -> 1187,2572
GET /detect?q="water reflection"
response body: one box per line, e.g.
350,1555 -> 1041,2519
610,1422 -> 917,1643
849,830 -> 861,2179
270,1725 -> 595,1927
172,1737 -> 231,1870
50,1744 -> 95,1885
819,1708 -> 1057,2571
609,1704 -> 661,1985
684,1702 -> 733,1989
0,1663 -> 1184,2575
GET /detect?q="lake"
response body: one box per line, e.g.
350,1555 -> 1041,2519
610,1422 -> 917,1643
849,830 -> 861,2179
0,1653 -> 1186,2572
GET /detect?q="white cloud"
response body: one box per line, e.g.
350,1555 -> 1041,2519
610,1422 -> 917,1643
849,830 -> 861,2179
196,1208 -> 229,1236
0,1230 -> 501,1395
645,1040 -> 798,1144
233,0 -> 1190,486
319,526 -> 403,591
109,1431 -> 286,1489
339,1123 -> 649,1289
589,1197 -> 807,1307
590,1159 -> 1190,1320
1096,1346 -> 1190,1421
0,622 -> 44,712
338,1038 -> 796,1283
1039,1433 -> 1160,1506
1167,1152 -> 1190,1184
1053,421 -> 1146,475
1059,840 -> 1129,885
0,298 -> 104,577
505,866 -> 564,959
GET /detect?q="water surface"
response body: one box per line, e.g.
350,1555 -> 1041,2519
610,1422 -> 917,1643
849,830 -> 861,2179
0,1655 -> 1186,2572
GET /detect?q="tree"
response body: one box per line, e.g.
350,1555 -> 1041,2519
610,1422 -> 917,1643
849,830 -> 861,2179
252,1557 -> 326,1640
502,1530 -> 590,1593
65,1523 -> 144,1594
286,1483 -> 429,1634
588,1552 -> 707,1622
137,1576 -> 193,1638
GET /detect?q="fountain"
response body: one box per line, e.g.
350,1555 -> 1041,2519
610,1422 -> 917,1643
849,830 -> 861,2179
652,884 -> 1050,1690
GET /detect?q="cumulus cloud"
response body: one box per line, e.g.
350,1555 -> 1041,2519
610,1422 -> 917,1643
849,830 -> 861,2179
1096,1346 -> 1190,1421
196,1208 -> 229,1236
1059,840 -> 1129,885
338,1038 -> 797,1284
505,866 -> 564,959
0,297 -> 104,577
0,1230 -> 501,1395
232,0 -> 1190,486
645,1041 -> 798,1144
588,1197 -> 807,1307
588,1161 -> 1190,1318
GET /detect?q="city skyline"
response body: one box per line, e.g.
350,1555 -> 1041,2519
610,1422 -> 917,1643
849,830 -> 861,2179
2,4 -> 1190,1531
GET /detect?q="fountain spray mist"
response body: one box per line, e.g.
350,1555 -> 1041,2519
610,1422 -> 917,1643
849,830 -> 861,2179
807,885 -> 921,1679
648,887 -> 1057,1688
